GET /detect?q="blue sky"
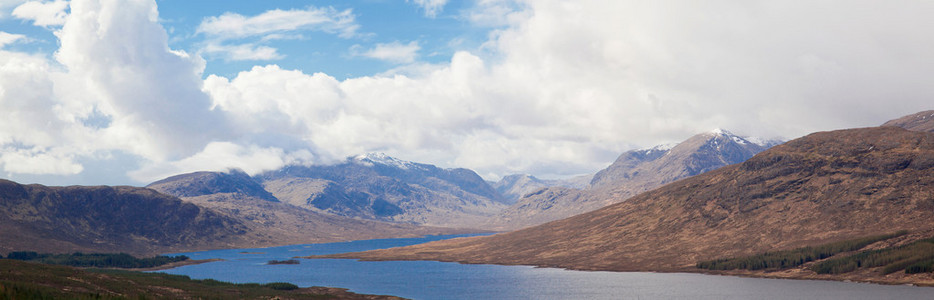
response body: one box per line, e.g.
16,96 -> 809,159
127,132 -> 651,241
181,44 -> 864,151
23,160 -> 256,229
1,1 -> 933,186
156,0 -> 499,79
2,0 -> 505,78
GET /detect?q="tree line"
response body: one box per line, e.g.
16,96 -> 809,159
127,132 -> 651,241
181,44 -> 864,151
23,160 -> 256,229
3,251 -> 188,269
809,237 -> 934,275
696,231 -> 907,271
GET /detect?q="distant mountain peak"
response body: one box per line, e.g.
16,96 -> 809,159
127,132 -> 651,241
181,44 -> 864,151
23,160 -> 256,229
706,128 -> 732,136
351,152 -> 422,170
638,142 -> 678,153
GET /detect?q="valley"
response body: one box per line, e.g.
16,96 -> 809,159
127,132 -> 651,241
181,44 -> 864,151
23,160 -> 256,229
311,113 -> 934,286
2,110 -> 933,293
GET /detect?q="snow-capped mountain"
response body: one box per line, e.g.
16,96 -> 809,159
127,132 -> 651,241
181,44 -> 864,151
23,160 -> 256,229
486,129 -> 782,230
258,153 -> 506,227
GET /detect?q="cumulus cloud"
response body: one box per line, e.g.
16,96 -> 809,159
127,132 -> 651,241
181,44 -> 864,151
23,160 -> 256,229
56,0 -> 231,161
4,0 -> 934,185
408,0 -> 447,18
200,0 -> 934,180
0,0 -> 27,19
12,0 -> 68,27
351,41 -> 420,63
0,0 -> 240,181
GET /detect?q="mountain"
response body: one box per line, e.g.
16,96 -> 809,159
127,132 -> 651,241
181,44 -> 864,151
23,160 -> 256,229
0,180 -> 250,255
146,172 -> 473,247
255,153 -> 507,228
485,129 -> 779,230
882,109 -> 934,132
492,174 -> 591,204
148,169 -> 278,202
325,126 -> 934,276
590,129 -> 779,190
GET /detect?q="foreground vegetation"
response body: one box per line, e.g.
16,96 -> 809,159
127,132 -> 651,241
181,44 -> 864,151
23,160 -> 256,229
0,259 -> 403,299
696,231 -> 907,271
5,251 -> 188,269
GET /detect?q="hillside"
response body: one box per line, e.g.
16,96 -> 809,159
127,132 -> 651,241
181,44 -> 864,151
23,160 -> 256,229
883,109 -> 934,132
485,129 -> 779,230
0,180 -> 251,255
148,170 -> 278,202
319,126 -> 934,279
0,259 -> 404,300
0,176 -> 467,256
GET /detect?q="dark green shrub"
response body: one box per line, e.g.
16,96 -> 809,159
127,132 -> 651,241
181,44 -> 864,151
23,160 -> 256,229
6,251 -> 40,261
263,282 -> 299,290
696,231 -> 906,271
905,259 -> 934,274
811,237 -> 934,274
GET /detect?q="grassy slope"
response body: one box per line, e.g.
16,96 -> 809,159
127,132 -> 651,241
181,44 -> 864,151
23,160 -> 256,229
0,259 -> 405,300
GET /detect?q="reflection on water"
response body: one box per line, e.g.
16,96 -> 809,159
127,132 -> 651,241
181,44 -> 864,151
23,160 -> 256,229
158,234 -> 933,300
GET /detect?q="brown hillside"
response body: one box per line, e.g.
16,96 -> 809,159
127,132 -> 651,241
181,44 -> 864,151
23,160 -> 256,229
883,109 -> 934,133
319,126 -> 934,272
0,181 -> 251,255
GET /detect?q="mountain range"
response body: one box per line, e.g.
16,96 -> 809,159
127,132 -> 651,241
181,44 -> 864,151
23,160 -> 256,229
1,125 -> 788,256
1,172 -> 469,256
490,174 -> 591,204
319,112 -> 934,286
485,129 -> 781,230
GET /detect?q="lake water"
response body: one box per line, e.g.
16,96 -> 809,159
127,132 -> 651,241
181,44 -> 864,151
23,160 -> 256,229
159,234 -> 934,300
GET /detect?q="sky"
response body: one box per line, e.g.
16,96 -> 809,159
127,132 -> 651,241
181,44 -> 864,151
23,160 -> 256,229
0,0 -> 932,186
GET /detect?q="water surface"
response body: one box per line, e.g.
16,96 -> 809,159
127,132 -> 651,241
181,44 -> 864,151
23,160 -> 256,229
159,234 -> 934,300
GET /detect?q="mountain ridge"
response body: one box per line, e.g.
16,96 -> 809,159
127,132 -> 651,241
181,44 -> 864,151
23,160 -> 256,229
485,129 -> 779,230
317,125 -> 934,284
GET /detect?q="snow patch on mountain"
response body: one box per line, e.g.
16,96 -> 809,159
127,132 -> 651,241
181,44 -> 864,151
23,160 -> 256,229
352,152 -> 422,170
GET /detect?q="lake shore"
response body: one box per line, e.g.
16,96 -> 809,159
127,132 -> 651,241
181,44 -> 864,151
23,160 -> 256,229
303,254 -> 934,288
123,258 -> 224,271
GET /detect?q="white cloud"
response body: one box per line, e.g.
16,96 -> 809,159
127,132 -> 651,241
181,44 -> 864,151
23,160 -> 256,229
12,0 -> 68,27
0,31 -> 26,47
201,43 -> 283,61
0,0 -> 231,179
129,142 -> 315,183
201,0 -> 934,181
0,146 -> 83,175
465,0 -> 526,27
197,6 -> 358,40
195,6 -> 360,63
351,41 -> 420,64
55,0 -> 230,161
0,0 -> 27,19
408,0 -> 447,18
4,0 -> 934,185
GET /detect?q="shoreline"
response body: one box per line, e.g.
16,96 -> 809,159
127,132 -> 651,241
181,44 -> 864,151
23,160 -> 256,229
105,258 -> 225,271
302,255 -> 934,288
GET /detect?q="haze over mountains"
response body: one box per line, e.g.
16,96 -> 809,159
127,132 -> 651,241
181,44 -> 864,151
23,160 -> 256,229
322,112 -> 934,281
